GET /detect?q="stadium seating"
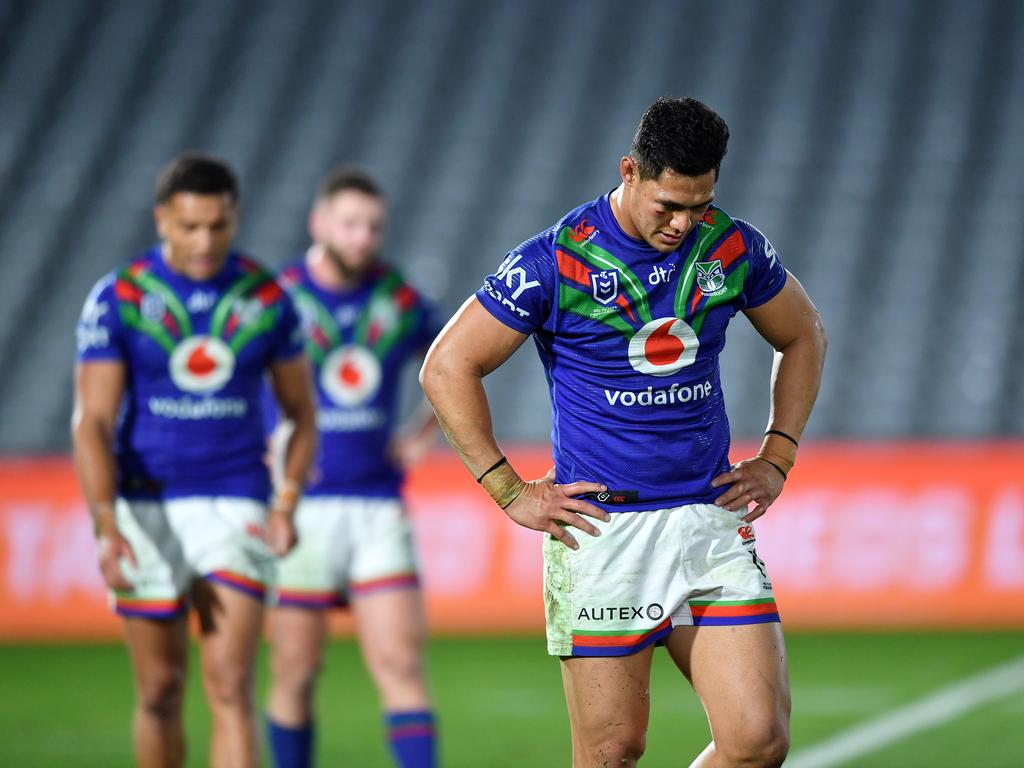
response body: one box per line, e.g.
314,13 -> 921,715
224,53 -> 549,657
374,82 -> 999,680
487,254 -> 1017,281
0,0 -> 1020,451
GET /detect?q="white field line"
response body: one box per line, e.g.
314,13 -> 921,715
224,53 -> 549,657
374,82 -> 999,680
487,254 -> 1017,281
785,654 -> 1024,768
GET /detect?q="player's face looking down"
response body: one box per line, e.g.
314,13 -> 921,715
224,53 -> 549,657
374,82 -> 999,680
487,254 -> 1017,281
619,157 -> 716,253
153,192 -> 238,281
312,189 -> 386,279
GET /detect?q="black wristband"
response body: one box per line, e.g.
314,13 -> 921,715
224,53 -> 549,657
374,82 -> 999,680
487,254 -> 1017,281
476,456 -> 508,483
765,429 -> 799,447
757,456 -> 789,480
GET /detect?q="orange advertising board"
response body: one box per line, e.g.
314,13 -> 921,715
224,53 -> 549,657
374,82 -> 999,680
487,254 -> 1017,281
1,444 -> 1023,639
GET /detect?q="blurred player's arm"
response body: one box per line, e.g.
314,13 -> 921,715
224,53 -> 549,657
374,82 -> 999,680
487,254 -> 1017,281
389,398 -> 439,469
420,297 -> 610,550
72,360 -> 134,589
266,355 -> 318,555
711,273 -> 827,521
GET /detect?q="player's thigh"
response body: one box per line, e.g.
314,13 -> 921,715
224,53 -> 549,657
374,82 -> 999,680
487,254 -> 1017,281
193,580 -> 265,697
123,614 -> 190,707
560,648 -> 655,746
351,587 -> 428,668
268,605 -> 329,678
665,622 -> 790,745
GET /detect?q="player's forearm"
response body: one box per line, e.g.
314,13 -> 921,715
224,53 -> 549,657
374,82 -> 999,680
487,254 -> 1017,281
280,406 -> 316,489
758,327 -> 826,476
766,328 -> 826,439
71,418 -> 119,533
420,356 -> 505,479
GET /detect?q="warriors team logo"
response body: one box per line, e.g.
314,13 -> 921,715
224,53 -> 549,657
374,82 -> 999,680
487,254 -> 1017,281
169,336 -> 235,393
590,269 -> 619,305
140,292 -> 166,323
320,345 -> 381,406
627,317 -> 699,376
695,260 -> 726,295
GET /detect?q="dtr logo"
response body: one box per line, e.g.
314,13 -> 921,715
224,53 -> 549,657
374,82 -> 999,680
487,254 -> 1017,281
169,336 -> 235,393
627,318 -> 699,376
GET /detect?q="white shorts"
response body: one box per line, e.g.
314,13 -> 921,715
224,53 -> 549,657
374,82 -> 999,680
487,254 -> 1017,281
544,503 -> 778,657
271,496 -> 420,609
112,497 -> 273,619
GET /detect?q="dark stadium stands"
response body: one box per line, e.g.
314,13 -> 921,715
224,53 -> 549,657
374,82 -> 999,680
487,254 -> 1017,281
0,0 -> 1021,451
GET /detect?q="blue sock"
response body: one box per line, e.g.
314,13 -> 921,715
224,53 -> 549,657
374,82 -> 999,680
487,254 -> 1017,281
267,717 -> 314,768
384,710 -> 436,768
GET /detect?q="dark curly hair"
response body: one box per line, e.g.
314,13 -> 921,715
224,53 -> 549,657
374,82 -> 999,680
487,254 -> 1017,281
155,151 -> 239,204
630,97 -> 730,180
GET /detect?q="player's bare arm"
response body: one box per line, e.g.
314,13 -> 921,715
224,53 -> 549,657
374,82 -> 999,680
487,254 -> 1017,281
71,360 -> 135,590
267,355 -> 318,555
388,398 -> 440,469
420,297 -> 611,550
711,272 -> 827,522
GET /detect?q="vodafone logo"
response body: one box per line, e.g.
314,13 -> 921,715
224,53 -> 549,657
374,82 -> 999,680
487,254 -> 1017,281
321,345 -> 381,406
169,336 -> 235,393
628,317 -> 699,376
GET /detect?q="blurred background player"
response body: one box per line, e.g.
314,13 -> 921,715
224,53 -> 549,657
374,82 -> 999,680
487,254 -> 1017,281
72,152 -> 317,768
264,167 -> 442,768
422,98 -> 826,767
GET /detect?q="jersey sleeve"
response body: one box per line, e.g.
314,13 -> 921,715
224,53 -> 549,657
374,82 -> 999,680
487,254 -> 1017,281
474,233 -> 557,335
269,284 -> 307,362
736,219 -> 788,308
76,274 -> 125,362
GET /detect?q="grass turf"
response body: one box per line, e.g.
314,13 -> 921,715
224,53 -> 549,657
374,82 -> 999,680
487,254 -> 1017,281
0,631 -> 1022,766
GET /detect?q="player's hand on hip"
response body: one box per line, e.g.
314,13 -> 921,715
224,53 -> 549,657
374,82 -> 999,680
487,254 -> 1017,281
504,467 -> 611,551
265,509 -> 298,556
95,525 -> 136,591
711,457 -> 786,523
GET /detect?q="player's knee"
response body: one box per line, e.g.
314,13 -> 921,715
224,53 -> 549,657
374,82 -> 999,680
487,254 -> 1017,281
203,659 -> 253,710
716,716 -> 790,767
271,643 -> 322,699
137,664 -> 186,718
583,732 -> 646,766
368,643 -> 424,687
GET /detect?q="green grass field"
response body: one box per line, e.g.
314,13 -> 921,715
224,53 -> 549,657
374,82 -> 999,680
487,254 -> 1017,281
2,631 -> 1022,767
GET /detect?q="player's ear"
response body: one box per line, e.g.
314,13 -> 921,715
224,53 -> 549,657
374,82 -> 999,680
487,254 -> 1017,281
308,203 -> 323,243
153,204 -> 168,239
620,156 -> 637,187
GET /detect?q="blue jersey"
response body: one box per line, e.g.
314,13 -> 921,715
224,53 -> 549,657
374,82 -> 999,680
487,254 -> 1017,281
76,248 -> 304,500
476,194 -> 787,512
274,260 -> 442,498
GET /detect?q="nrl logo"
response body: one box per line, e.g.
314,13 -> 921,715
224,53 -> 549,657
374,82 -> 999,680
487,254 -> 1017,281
695,260 -> 726,295
590,269 -> 619,305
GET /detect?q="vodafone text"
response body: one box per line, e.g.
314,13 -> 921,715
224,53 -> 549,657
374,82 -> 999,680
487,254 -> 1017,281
603,380 -> 713,407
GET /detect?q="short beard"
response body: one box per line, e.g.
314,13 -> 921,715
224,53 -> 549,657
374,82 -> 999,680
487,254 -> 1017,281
324,245 -> 372,282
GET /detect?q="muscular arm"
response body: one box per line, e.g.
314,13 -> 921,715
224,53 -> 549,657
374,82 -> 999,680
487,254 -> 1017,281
744,272 -> 827,442
711,273 -> 827,520
390,397 -> 441,469
72,360 -> 134,588
72,361 -> 125,531
419,298 -> 528,477
268,355 -> 318,492
420,298 -> 609,549
266,355 -> 317,554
